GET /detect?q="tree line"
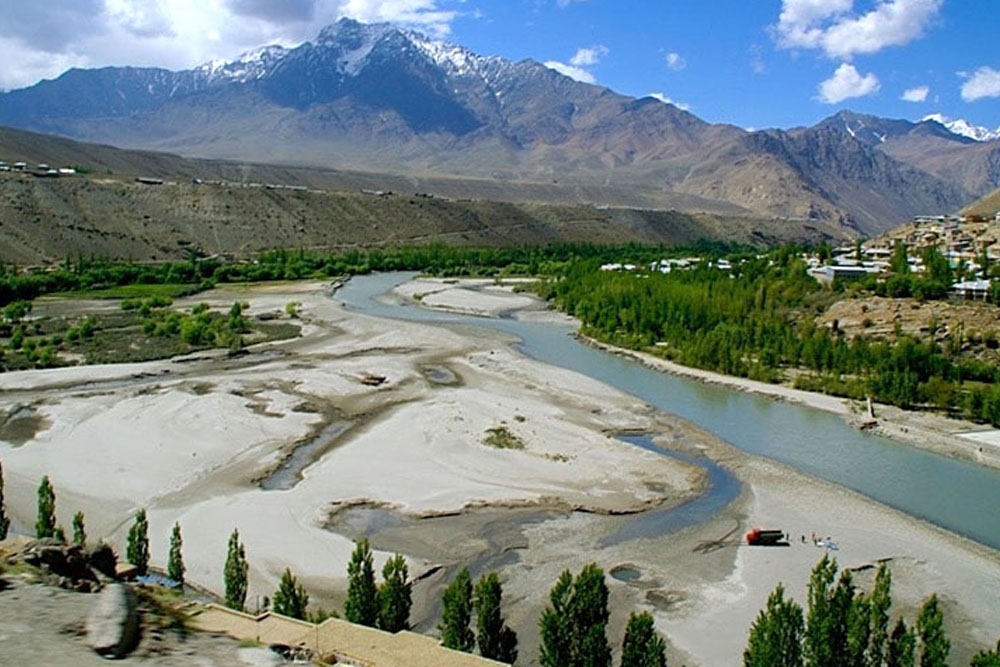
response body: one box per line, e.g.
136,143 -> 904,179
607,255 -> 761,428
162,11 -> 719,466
534,248 -> 1000,425
0,242 -> 741,306
745,555 -> 1000,667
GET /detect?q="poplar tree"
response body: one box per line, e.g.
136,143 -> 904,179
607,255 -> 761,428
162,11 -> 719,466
35,475 -> 56,539
474,572 -> 517,664
126,509 -> 149,575
916,595 -> 949,667
0,459 -> 9,540
539,564 -> 611,667
72,511 -> 86,547
621,611 -> 667,667
887,619 -> 916,667
273,568 -> 309,620
377,553 -> 412,633
539,570 -> 574,667
805,555 -> 838,667
868,564 -> 892,667
439,566 -> 474,652
971,640 -> 1000,667
344,538 -> 378,627
167,522 -> 185,585
224,528 -> 249,611
743,584 -> 803,667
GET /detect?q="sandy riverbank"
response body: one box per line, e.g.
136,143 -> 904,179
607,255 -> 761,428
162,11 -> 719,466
2,276 -> 999,666
0,279 -> 701,621
388,276 -> 1000,665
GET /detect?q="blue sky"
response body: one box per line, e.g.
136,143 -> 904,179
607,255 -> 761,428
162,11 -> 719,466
446,0 -> 1000,130
1,0 -> 997,131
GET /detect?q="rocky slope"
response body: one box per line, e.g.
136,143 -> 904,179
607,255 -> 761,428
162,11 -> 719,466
0,20 -> 993,235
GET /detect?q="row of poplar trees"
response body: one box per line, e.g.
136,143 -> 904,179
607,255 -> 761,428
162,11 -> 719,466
744,555 -> 1000,667
6,471 -> 186,585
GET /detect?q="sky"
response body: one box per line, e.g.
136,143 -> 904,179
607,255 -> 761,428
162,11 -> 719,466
0,0 -> 997,131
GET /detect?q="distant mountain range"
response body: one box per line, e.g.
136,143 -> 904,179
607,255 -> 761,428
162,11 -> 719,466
0,18 -> 997,236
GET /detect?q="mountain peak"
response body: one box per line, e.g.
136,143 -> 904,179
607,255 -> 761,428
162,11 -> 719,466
922,113 -> 1000,143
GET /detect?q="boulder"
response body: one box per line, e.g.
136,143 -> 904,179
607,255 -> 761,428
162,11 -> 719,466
86,584 -> 140,658
23,541 -> 99,588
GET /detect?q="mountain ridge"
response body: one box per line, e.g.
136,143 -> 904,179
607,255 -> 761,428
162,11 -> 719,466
0,18 -> 994,235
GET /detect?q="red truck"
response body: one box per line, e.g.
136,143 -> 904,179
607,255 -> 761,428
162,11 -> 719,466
745,528 -> 786,546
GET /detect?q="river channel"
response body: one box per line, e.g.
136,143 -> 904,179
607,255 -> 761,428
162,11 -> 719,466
337,272 -> 1000,551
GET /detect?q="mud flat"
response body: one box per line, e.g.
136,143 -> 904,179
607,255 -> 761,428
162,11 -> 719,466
2,277 -> 1000,666
0,280 -> 703,643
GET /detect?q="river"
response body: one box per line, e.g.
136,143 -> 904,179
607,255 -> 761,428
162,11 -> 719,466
337,272 -> 1000,551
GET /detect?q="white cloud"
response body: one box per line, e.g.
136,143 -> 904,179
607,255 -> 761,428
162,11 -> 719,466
775,0 -> 942,60
961,66 -> 1000,102
0,0 -> 466,90
544,60 -> 596,84
901,85 -> 929,102
569,45 -> 608,67
665,51 -> 686,70
648,92 -> 690,111
555,0 -> 593,6
817,63 -> 880,103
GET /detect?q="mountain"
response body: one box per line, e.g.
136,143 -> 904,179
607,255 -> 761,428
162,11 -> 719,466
0,19 -> 993,235
0,127 -> 851,263
962,186 -> 1000,218
923,114 -> 1000,143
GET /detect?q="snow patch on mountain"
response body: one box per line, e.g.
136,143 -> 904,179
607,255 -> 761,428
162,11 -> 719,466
923,113 -> 1000,142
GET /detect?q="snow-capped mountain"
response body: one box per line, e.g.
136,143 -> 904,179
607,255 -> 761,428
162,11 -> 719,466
923,114 -> 1000,143
0,18 -> 992,234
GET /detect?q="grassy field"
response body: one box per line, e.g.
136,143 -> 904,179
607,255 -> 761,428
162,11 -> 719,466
47,284 -> 202,300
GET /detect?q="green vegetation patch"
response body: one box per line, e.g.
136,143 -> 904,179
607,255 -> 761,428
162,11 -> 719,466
48,283 -> 202,300
482,426 -> 526,450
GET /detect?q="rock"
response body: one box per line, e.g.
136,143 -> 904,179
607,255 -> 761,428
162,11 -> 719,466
22,542 -> 99,588
88,543 -> 118,579
86,584 -> 140,658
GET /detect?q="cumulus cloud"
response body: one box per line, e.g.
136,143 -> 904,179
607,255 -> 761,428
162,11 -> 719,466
547,44 -> 607,84
901,85 -> 929,102
648,92 -> 690,111
817,63 -> 880,103
775,0 -> 942,59
544,61 -> 596,84
569,45 -> 608,67
961,67 -> 1000,102
0,0 -> 467,90
665,52 -> 686,70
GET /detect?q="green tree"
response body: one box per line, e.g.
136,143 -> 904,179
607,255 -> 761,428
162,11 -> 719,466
743,584 -> 803,667
868,564 -> 892,667
846,592 -> 871,667
805,555 -> 839,667
126,508 -> 150,575
540,570 -> 575,667
344,539 -> 378,627
891,243 -> 910,275
72,511 -> 86,547
440,567 -> 475,652
916,595 -> 949,667
224,528 -> 249,611
35,475 -> 56,539
971,640 -> 1000,667
540,564 -> 611,667
573,563 -> 612,667
167,522 -> 185,585
378,553 -> 412,633
474,572 -> 518,664
273,568 -> 310,620
0,459 -> 10,540
887,619 -> 916,667
621,611 -> 667,667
